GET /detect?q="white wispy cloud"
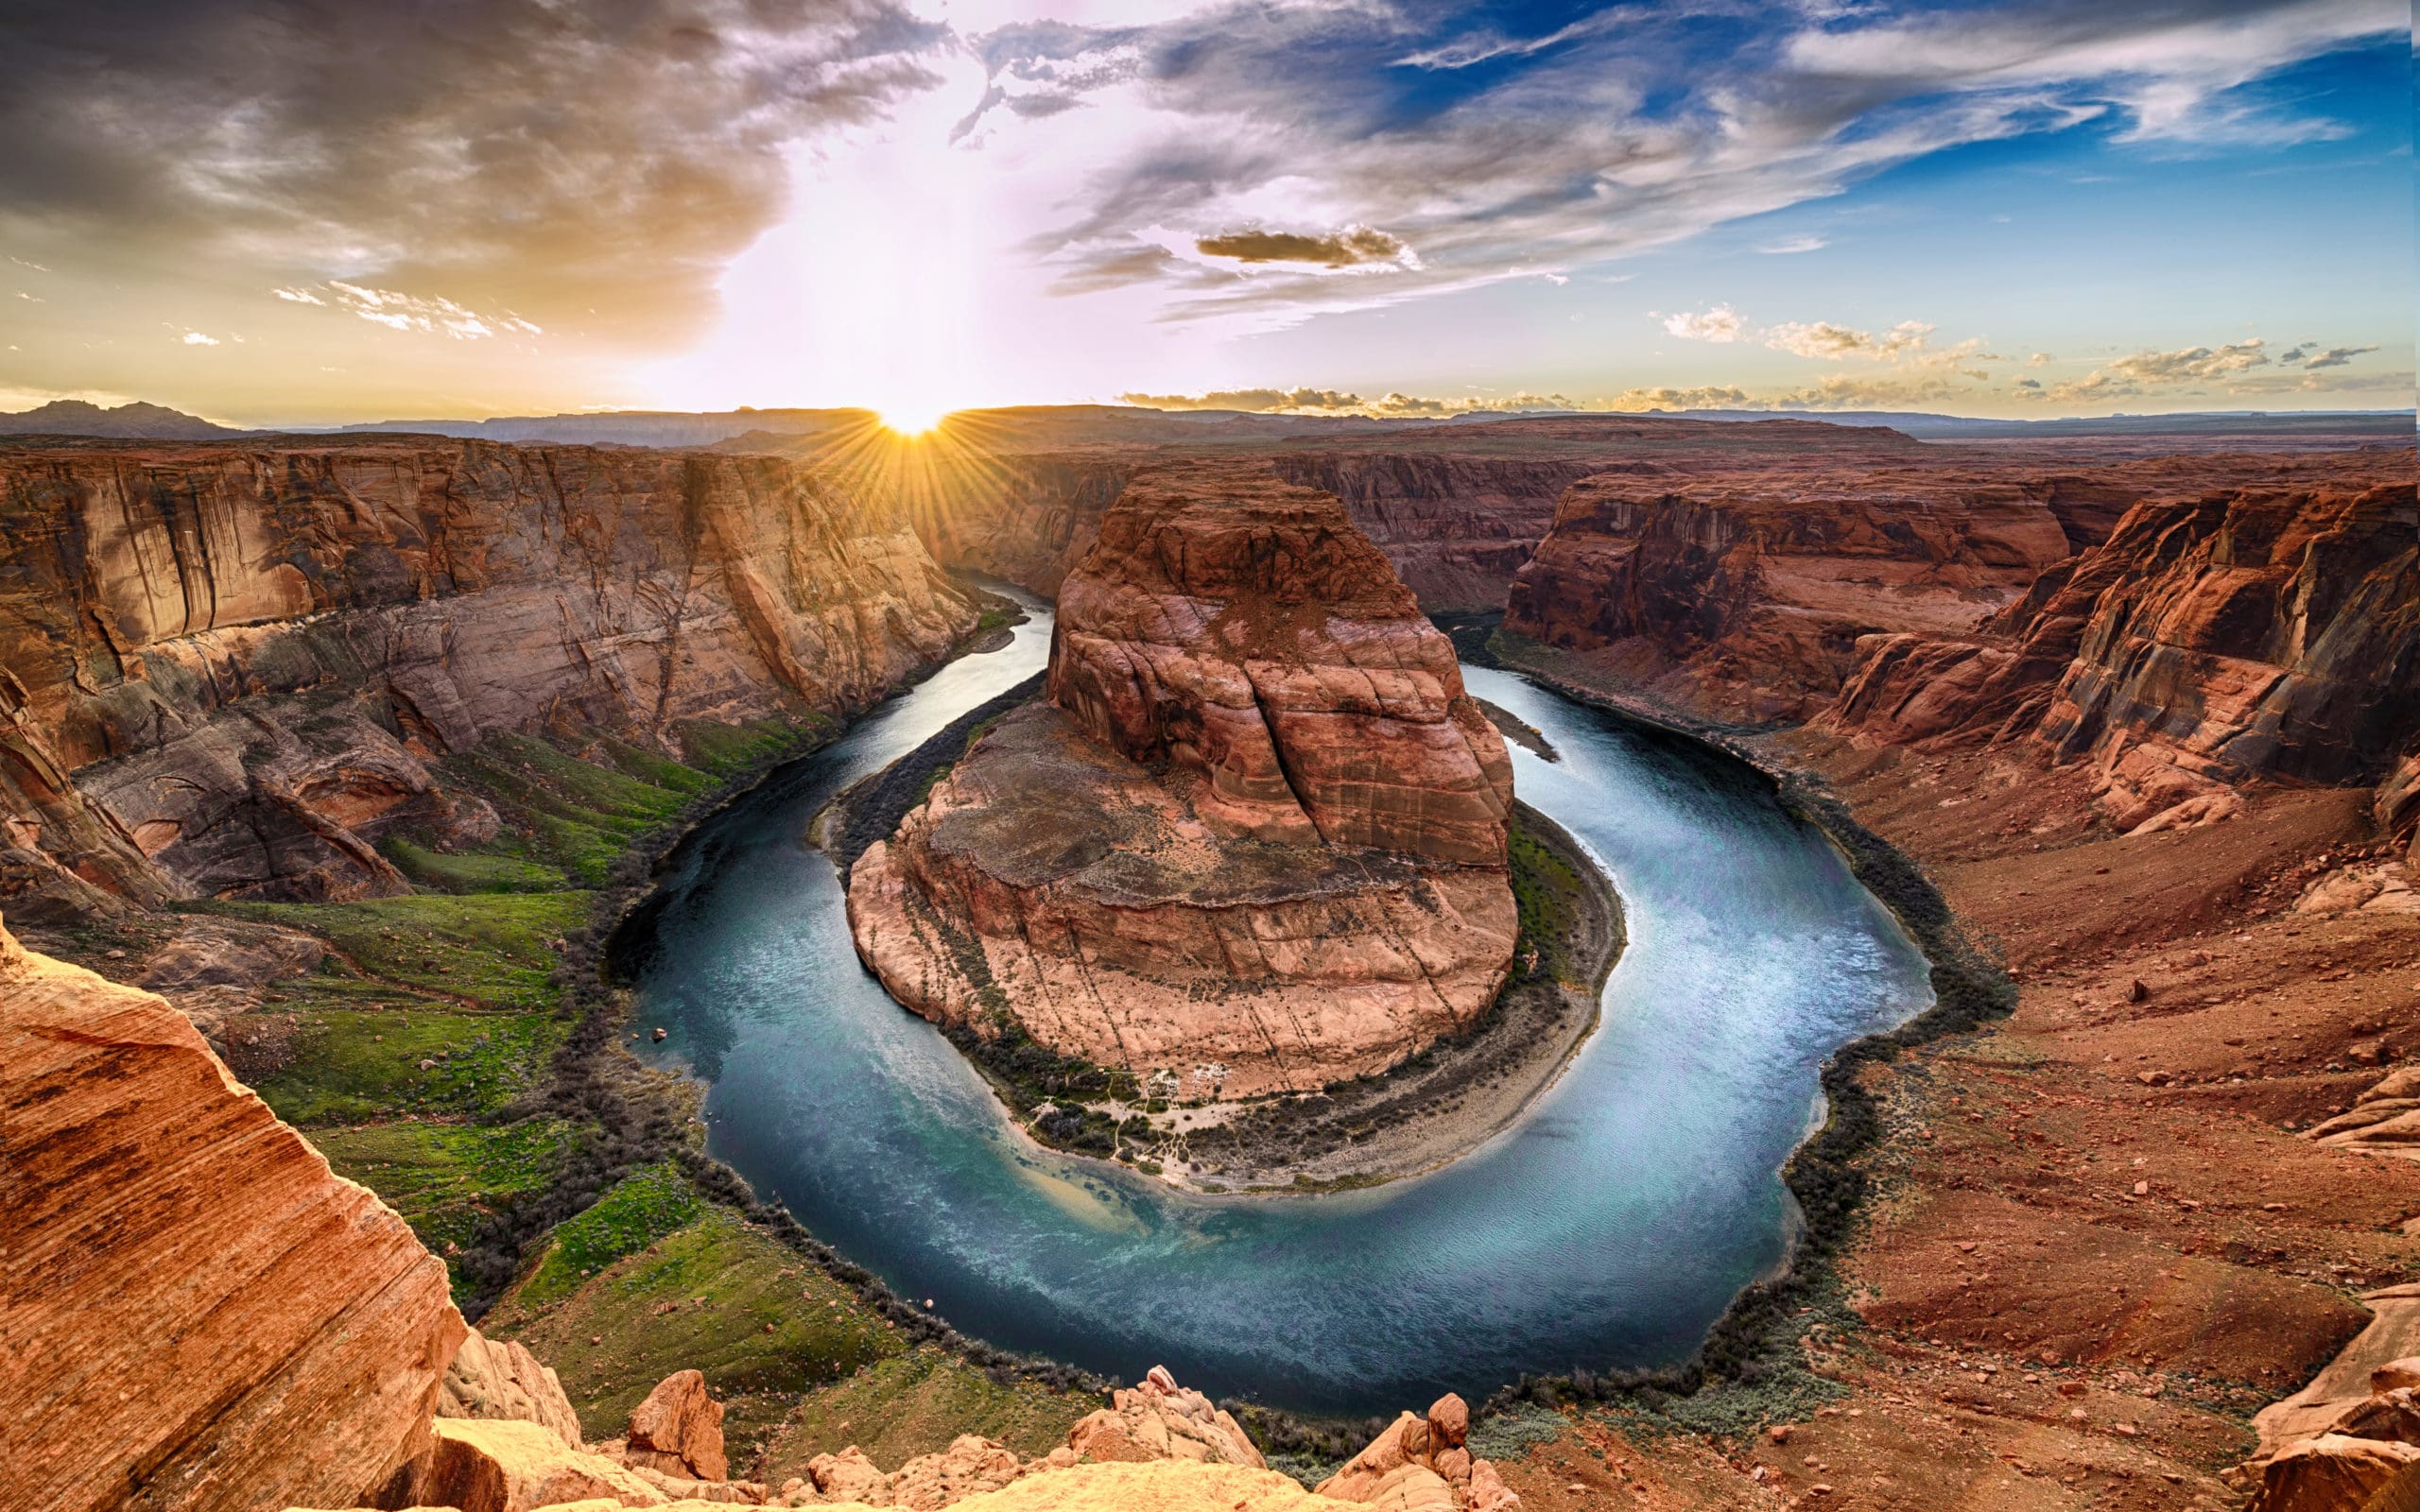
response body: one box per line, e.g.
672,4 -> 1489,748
180,331 -> 219,346
1757,234 -> 1829,254
1661,304 -> 1746,342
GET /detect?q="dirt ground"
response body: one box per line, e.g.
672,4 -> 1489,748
1490,733 -> 2420,1511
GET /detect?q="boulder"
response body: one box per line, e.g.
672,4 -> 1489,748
2252,1435 -> 2420,1512
441,1327 -> 586,1451
625,1369 -> 729,1482
421,1418 -> 667,1511
1316,1396 -> 1518,1510
0,915 -> 463,1512
1066,1364 -> 1265,1468
806,1446 -> 894,1504
884,1435 -> 1028,1510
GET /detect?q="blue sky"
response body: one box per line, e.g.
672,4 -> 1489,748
0,0 -> 2409,422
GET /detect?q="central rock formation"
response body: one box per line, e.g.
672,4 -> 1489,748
849,462 -> 1516,1099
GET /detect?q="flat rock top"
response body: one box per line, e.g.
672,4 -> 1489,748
924,703 -> 1427,906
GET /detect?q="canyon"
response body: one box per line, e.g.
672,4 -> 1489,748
0,438 -> 978,915
6,408 -> 2418,1512
847,461 -> 1521,1101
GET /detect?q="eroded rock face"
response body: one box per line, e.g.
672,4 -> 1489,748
851,464 -> 1516,1098
1828,478 -> 2419,832
1065,1364 -> 1265,1468
1049,462 -> 1512,865
0,912 -> 463,1512
0,438 -> 976,904
440,1327 -> 587,1452
1314,1394 -> 1517,1512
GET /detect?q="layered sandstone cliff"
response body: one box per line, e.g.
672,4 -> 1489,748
1502,448 -> 2401,724
0,439 -> 977,908
1828,478 -> 2418,831
849,463 -> 1516,1099
0,911 -> 464,1512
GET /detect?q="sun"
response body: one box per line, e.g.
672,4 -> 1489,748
877,403 -> 950,438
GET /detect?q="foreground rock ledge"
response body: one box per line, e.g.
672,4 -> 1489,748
0,912 -> 463,1512
849,462 -> 1517,1100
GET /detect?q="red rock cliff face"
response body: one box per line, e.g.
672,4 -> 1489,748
849,462 -> 1517,1099
1830,478 -> 2419,831
0,439 -> 977,907
1049,462 -> 1513,865
1503,448 -> 2403,726
0,912 -> 464,1512
1503,465 -> 2079,721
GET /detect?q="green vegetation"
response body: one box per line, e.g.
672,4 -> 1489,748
187,890 -> 586,1009
1508,813 -> 1590,985
492,1206 -> 912,1457
315,1118 -> 574,1271
761,1347 -> 1092,1479
512,1161 -> 707,1309
249,1002 -> 569,1125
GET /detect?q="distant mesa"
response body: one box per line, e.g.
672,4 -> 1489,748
0,399 -> 241,439
847,460 -> 1519,1100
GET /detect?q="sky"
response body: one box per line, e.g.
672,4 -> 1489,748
0,0 -> 2411,426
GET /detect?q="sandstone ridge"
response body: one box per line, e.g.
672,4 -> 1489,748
849,461 -> 1517,1100
0,438 -> 977,911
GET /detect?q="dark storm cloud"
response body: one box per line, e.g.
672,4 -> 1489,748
0,0 -> 948,338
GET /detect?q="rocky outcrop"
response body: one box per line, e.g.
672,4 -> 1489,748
422,1418 -> 666,1512
441,1328 -> 587,1452
1049,463 -> 1512,863
1314,1395 -> 1515,1512
1828,478 -> 2419,832
850,464 -> 1517,1098
0,438 -> 977,904
624,1369 -> 730,1482
0,912 -> 463,1512
1065,1364 -> 1264,1467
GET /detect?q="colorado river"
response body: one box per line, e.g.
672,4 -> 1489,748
622,593 -> 1932,1413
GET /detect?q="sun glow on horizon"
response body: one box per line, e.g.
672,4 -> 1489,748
877,403 -> 950,437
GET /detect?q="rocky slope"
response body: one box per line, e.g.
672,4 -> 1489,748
1503,448 -> 2403,724
0,438 -> 977,910
1,910 -> 464,1512
1828,475 -> 2418,832
849,462 -> 1517,1099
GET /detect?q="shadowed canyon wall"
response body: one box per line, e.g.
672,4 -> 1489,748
0,439 -> 977,911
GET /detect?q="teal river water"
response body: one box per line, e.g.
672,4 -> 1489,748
624,597 -> 1931,1413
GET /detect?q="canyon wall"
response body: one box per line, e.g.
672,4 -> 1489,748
1,912 -> 463,1512
0,439 -> 977,908
1829,478 -> 2420,831
872,418 -> 1929,611
1502,447 -> 2408,726
850,462 -> 1517,1099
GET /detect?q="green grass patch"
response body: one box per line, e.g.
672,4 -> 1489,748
512,1162 -> 708,1310
760,1347 -> 1096,1481
314,1118 -> 575,1291
493,1206 -> 906,1458
1508,814 -> 1589,985
673,713 -> 832,777
251,1004 -> 566,1125
186,891 -> 587,1009
381,837 -> 569,894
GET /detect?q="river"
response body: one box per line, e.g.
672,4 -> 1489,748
623,593 -> 1932,1413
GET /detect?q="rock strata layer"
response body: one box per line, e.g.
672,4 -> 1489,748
0,912 -> 463,1512
1828,478 -> 2418,831
850,463 -> 1516,1098
0,438 -> 976,909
